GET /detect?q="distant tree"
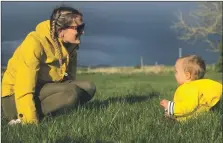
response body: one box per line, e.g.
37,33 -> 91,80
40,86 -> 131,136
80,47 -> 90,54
215,39 -> 222,72
134,64 -> 141,69
171,2 -> 222,52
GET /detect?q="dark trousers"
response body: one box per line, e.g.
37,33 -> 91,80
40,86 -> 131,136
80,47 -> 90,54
2,80 -> 96,120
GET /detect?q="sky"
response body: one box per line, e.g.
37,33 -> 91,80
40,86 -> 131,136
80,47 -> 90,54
1,1 -> 221,67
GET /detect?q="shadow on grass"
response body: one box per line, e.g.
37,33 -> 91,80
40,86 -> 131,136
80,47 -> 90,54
54,137 -> 115,143
210,98 -> 222,113
95,140 -> 115,143
82,91 -> 160,110
54,136 -> 88,143
42,91 -> 160,121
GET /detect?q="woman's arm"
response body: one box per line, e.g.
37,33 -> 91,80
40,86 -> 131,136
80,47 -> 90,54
14,33 -> 43,124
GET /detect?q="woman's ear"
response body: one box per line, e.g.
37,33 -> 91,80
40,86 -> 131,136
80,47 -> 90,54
58,29 -> 64,38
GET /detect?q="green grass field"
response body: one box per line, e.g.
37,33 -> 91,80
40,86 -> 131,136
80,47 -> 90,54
1,71 -> 222,143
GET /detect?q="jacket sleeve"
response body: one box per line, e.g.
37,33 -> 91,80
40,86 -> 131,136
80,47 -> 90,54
14,34 -> 43,124
167,85 -> 199,118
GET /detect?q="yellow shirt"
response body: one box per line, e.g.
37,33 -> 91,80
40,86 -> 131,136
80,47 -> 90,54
167,79 -> 222,121
1,20 -> 77,123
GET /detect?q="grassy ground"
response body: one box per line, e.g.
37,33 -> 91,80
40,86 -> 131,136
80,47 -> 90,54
1,71 -> 222,143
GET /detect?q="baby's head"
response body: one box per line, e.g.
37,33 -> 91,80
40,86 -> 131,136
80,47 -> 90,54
174,55 -> 206,85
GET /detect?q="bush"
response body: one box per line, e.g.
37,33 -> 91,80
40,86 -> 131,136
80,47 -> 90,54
134,64 -> 141,69
215,40 -> 222,72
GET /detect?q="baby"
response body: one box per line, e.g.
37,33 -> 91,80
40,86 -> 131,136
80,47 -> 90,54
160,55 -> 222,121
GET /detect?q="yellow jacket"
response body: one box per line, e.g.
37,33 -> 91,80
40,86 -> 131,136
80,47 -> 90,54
167,79 -> 222,121
1,20 -> 77,123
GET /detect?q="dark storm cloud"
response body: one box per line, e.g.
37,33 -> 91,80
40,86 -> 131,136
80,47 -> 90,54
1,2 -> 219,66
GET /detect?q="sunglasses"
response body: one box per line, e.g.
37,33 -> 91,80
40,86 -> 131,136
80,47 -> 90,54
66,23 -> 85,34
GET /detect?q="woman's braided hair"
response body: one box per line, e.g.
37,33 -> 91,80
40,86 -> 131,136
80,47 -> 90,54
50,6 -> 82,68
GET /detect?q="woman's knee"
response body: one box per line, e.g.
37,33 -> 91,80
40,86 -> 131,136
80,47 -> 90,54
54,82 -> 96,106
66,84 -> 81,106
87,82 -> 96,97
71,81 -> 96,97
1,95 -> 17,120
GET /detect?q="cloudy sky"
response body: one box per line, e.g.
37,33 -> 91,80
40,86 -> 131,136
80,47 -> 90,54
1,2 -> 220,66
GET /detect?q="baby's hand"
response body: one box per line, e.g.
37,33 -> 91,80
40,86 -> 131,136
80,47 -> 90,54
160,99 -> 169,109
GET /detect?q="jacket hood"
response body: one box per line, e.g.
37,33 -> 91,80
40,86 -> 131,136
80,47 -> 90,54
35,20 -> 65,48
35,20 -> 51,39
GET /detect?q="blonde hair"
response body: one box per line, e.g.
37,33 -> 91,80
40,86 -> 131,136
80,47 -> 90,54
50,6 -> 82,69
179,55 -> 206,80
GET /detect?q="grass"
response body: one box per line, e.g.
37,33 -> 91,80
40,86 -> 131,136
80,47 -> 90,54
1,71 -> 222,143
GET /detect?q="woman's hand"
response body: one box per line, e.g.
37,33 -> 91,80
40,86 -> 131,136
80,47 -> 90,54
8,119 -> 22,126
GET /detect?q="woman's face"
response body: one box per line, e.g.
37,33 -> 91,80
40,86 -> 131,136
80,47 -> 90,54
59,16 -> 85,44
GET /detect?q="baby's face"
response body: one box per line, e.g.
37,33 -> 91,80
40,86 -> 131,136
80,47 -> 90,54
174,59 -> 190,85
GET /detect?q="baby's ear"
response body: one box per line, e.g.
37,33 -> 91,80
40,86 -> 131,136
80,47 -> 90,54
185,71 -> 191,80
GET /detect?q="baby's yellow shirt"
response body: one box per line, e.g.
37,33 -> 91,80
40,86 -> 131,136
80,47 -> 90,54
167,79 -> 222,121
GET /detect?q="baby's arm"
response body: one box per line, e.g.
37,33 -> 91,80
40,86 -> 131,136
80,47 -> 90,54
160,99 -> 175,118
160,99 -> 169,110
164,86 -> 199,118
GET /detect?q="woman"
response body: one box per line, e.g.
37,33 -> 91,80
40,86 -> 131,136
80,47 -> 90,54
1,6 -> 96,124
